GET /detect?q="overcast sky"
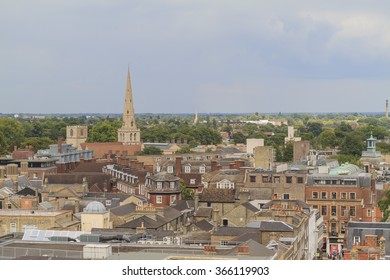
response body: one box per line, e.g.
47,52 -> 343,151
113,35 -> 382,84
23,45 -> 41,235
2,0 -> 390,114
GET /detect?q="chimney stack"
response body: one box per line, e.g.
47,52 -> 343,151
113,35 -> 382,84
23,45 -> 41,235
175,157 -> 182,176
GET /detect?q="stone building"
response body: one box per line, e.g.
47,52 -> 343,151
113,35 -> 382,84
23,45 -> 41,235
0,209 -> 78,235
66,125 -> 88,150
80,201 -> 112,232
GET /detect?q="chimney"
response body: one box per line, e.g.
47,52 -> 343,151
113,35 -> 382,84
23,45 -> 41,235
57,137 -> 63,154
379,236 -> 386,260
365,235 -> 378,248
194,192 -> 199,211
175,157 -> 182,176
14,145 -> 18,152
211,161 -> 218,172
235,160 -> 245,168
213,207 -> 219,230
229,163 -> 236,169
75,200 -> 80,213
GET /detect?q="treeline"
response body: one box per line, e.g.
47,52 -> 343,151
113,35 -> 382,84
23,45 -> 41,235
1,114 -> 390,162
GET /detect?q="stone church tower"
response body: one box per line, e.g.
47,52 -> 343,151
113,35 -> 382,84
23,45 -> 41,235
117,67 -> 141,145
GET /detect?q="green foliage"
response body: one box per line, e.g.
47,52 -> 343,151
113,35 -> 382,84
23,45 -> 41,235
89,119 -> 121,142
232,132 -> 246,144
176,146 -> 192,154
339,131 -> 365,156
378,190 -> 390,222
21,137 -> 55,152
139,146 -> 163,155
180,179 -> 194,200
318,129 -> 337,148
330,154 -> 361,166
376,142 -> 390,153
0,118 -> 25,153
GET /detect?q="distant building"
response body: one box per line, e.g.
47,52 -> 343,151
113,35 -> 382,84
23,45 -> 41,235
293,141 -> 311,162
360,133 -> 382,166
66,125 -> 88,150
253,146 -> 274,170
285,126 -> 301,144
80,67 -> 142,158
246,138 -> 264,155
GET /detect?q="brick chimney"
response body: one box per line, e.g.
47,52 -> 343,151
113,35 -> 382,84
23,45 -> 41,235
175,157 -> 182,176
365,235 -> 378,248
229,163 -> 236,169
57,137 -> 63,154
211,161 -> 218,172
235,160 -> 245,168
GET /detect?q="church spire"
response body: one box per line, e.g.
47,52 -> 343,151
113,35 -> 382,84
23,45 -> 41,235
118,67 -> 141,145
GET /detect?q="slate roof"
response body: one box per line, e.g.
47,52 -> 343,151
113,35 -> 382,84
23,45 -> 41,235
110,203 -> 137,217
194,220 -> 214,232
242,202 -> 260,213
230,232 -> 260,243
162,206 -> 183,222
71,162 -> 108,173
171,200 -> 194,212
118,216 -> 162,229
213,227 -> 258,236
150,172 -> 180,182
195,207 -> 213,217
246,221 -> 294,232
242,239 -> 276,258
45,173 -> 111,192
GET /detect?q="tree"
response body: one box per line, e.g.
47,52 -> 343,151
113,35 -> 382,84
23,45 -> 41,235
318,129 -> 337,148
176,146 -> 192,154
378,190 -> 390,222
139,146 -> 163,155
180,179 -> 194,200
88,120 -> 121,142
0,118 -> 25,153
306,122 -> 323,137
339,131 -> 365,156
21,137 -> 55,152
232,132 -> 246,144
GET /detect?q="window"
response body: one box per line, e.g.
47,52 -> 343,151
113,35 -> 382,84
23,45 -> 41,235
156,196 -> 163,204
283,193 -> 290,200
321,192 -> 327,199
350,206 -> 356,216
341,206 -> 347,217
170,182 -> 175,189
262,176 -> 269,183
199,166 -> 206,173
10,223 -> 16,233
190,179 -> 196,185
297,177 -> 304,184
156,165 -> 161,172
220,240 -> 228,246
185,165 -> 191,173
331,192 -> 337,199
321,205 -> 327,216
353,236 -> 360,244
367,209 -> 371,217
341,223 -> 346,233
312,205 -> 318,210
312,192 -> 318,199
157,182 -> 163,190
331,206 -> 337,216
105,200 -> 111,206
170,195 -> 176,204
167,166 -> 174,173
274,177 -> 280,183
341,192 -> 347,199
286,176 -> 292,183
349,193 -> 356,200
250,176 -> 256,183
7,203 -> 12,209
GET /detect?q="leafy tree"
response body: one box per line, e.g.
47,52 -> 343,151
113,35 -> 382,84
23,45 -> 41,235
176,146 -> 192,154
0,118 -> 25,153
139,146 -> 163,155
21,137 -> 55,152
378,190 -> 390,222
232,132 -> 246,144
89,119 -> 121,142
306,122 -> 323,137
318,129 -> 337,148
339,131 -> 365,156
180,179 -> 194,200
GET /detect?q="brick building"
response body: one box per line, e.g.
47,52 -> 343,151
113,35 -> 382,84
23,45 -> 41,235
145,172 -> 181,207
305,164 -> 374,255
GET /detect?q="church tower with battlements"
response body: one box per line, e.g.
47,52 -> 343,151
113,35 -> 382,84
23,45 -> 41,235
118,67 -> 141,145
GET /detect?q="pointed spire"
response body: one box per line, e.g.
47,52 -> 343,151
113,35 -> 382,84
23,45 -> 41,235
118,66 -> 141,145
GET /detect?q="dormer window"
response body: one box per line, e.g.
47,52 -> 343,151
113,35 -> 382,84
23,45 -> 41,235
157,181 -> 163,190
199,166 -> 206,173
167,166 -> 174,173
185,165 -> 191,173
170,181 -> 175,189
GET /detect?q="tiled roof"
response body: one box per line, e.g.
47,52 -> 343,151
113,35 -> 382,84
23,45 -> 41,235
214,227 -> 258,236
246,221 -> 293,232
200,188 -> 236,203
195,207 -> 213,217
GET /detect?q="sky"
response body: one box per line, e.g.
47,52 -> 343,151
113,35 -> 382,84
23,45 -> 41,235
2,0 -> 390,114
